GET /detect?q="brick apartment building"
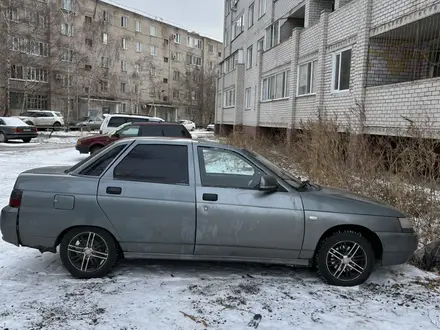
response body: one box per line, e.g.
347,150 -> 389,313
216,0 -> 440,138
1,0 -> 222,122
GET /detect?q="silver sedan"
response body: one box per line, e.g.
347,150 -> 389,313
0,137 -> 418,286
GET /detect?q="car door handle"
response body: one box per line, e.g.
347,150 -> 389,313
203,193 -> 218,201
106,186 -> 122,195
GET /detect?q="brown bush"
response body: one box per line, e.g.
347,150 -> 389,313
224,120 -> 440,246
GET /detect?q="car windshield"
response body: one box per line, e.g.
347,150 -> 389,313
243,149 -> 302,188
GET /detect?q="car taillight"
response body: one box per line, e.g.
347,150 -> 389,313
32,127 -> 37,132
13,128 -> 23,133
9,189 -> 23,208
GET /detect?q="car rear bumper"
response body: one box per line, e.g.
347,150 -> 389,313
75,144 -> 89,154
0,206 -> 19,246
6,133 -> 38,140
377,232 -> 418,266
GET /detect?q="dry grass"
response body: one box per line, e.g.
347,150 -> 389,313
224,120 -> 440,247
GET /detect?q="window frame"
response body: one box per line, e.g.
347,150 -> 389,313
246,45 -> 253,69
331,47 -> 352,93
248,3 -> 254,28
261,70 -> 290,102
245,87 -> 252,109
297,59 -> 318,96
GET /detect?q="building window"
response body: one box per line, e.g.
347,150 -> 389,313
163,78 -> 168,83
150,25 -> 157,36
150,88 -> 156,97
85,38 -> 92,47
224,89 -> 235,107
187,54 -> 202,66
150,66 -> 156,77
121,16 -> 127,28
102,33 -> 108,44
246,45 -> 253,69
173,89 -> 179,99
258,0 -> 266,17
99,80 -> 108,92
85,16 -> 92,24
61,48 -> 73,62
173,71 -> 180,80
84,64 -> 92,71
8,8 -> 19,21
245,87 -> 251,109
172,52 -> 182,61
298,60 -> 318,96
10,65 -> 24,79
101,56 -> 109,68
134,84 -> 139,93
135,20 -> 141,32
62,74 -> 72,87
332,48 -> 351,92
173,33 -> 181,44
61,23 -> 74,36
429,49 -> 440,78
248,3 -> 254,28
121,38 -> 127,49
120,82 -> 126,92
136,42 -> 142,52
265,21 -> 279,49
121,60 -> 127,72
164,57 -> 169,63
60,0 -> 72,11
261,70 -> 290,101
224,52 -> 237,73
257,37 -> 264,51
232,15 -> 244,39
208,44 -> 214,53
224,28 -> 230,46
187,37 -> 201,48
150,46 -> 157,56
102,10 -> 108,21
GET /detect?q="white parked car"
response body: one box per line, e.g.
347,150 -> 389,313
179,120 -> 196,131
206,123 -> 215,131
99,114 -> 165,134
17,110 -> 65,129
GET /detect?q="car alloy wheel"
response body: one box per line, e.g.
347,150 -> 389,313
53,122 -> 61,131
60,227 -> 118,278
316,231 -> 375,286
0,132 -> 6,143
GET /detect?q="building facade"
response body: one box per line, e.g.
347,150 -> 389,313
216,0 -> 440,138
2,0 -> 222,123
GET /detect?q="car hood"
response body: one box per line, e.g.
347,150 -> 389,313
77,134 -> 110,144
22,165 -> 71,175
299,186 -> 405,218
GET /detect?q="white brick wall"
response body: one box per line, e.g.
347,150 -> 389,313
327,0 -> 361,45
295,96 -> 318,126
259,100 -> 291,127
299,22 -> 321,58
262,41 -> 292,73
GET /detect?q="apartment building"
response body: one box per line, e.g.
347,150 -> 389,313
216,0 -> 440,138
2,0 -> 222,122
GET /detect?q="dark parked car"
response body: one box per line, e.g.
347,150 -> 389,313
1,137 -> 418,286
0,117 -> 38,143
75,121 -> 193,154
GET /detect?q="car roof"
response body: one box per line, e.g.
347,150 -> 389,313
107,114 -> 158,119
131,121 -> 182,126
113,136 -> 241,151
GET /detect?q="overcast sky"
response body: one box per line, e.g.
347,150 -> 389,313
106,0 -> 224,41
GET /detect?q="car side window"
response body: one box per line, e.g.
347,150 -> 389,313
198,147 -> 262,189
108,117 -> 126,127
79,145 -> 127,177
113,144 -> 189,185
119,126 -> 140,137
0,119 -> 5,125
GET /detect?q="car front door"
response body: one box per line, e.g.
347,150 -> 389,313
96,141 -> 196,255
194,146 -> 305,261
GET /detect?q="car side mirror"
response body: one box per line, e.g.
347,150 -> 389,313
259,175 -> 278,192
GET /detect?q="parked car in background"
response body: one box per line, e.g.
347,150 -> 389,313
179,120 -> 196,131
99,114 -> 164,134
0,117 -> 38,143
206,123 -> 214,131
76,121 -> 193,154
1,138 -> 418,286
17,110 -> 65,130
69,116 -> 103,131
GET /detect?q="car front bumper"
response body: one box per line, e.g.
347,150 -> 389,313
377,232 -> 418,266
0,206 -> 19,246
75,144 -> 89,154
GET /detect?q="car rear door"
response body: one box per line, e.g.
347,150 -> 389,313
193,145 -> 305,261
96,140 -> 197,255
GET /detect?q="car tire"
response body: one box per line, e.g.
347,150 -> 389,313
315,231 -> 375,287
22,138 -> 31,143
90,145 -> 102,155
0,132 -> 7,143
59,227 -> 118,279
53,122 -> 61,131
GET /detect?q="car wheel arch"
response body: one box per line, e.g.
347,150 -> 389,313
54,225 -> 125,258
89,143 -> 104,152
313,224 -> 383,264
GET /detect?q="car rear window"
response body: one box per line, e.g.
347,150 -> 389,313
140,124 -> 191,138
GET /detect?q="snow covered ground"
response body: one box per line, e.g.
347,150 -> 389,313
0,142 -> 440,330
